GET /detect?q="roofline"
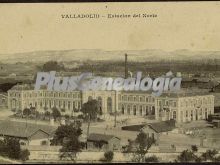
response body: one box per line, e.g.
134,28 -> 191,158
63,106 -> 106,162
28,129 -> 50,139
0,133 -> 28,139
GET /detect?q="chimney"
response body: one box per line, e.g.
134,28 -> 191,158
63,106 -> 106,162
125,54 -> 128,79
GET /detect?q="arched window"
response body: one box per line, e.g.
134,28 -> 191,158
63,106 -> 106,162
152,106 -> 155,115
173,111 -> 176,119
139,105 -> 143,115
122,105 -> 125,114
127,105 -> 131,115
133,105 -> 137,115
98,96 -> 102,113
107,97 -> 112,113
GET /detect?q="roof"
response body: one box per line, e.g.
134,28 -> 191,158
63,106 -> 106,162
146,120 -> 175,133
212,120 -> 220,123
10,84 -> 49,91
159,90 -> 212,98
0,120 -> 57,139
87,133 -> 120,143
121,124 -> 146,132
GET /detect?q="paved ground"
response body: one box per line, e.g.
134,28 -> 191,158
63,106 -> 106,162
0,108 -> 14,120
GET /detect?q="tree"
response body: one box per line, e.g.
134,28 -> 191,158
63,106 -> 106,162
44,106 -> 48,111
131,131 -> 155,162
145,155 -> 159,162
44,111 -> 51,119
4,137 -> 21,159
61,108 -> 66,113
81,99 -> 100,137
0,137 -> 29,161
51,124 -> 82,161
176,146 -> 201,163
104,151 -> 114,162
19,149 -> 30,161
200,149 -> 218,162
23,108 -> 31,116
42,61 -> 65,72
64,114 -> 70,120
177,149 -> 196,162
191,145 -> 198,153
52,107 -> 61,121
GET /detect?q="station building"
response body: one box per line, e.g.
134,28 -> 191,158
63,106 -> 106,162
7,84 -> 214,123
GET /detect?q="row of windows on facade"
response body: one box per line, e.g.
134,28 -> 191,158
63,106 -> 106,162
158,100 -> 177,107
184,108 -> 211,118
179,98 -> 213,107
11,100 -> 82,110
157,97 -> 213,107
118,94 -> 155,102
9,91 -> 81,98
119,106 -> 155,116
118,104 -> 155,111
159,107 -> 211,118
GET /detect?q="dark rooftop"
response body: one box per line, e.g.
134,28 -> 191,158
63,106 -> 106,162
0,120 -> 57,139
147,120 -> 175,133
87,133 -> 120,143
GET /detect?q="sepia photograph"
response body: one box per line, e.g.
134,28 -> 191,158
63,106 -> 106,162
0,2 -> 220,163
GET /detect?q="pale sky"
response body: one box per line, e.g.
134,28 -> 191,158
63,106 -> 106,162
0,2 -> 220,54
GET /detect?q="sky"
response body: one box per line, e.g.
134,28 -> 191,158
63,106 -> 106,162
0,2 -> 220,55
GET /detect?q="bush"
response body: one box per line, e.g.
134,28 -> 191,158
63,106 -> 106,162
104,151 -> 114,162
19,149 -> 30,161
201,149 -> 218,161
191,145 -> 198,152
64,114 -> 70,120
145,155 -> 159,162
0,138 -> 30,161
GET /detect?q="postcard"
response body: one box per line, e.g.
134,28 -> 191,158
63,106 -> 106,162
0,2 -> 220,163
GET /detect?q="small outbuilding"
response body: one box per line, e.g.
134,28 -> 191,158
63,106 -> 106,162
87,133 -> 120,151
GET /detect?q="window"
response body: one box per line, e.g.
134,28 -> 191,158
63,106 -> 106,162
140,97 -> 144,102
41,140 -> 47,145
139,106 -> 143,115
133,105 -> 137,115
20,142 -> 26,146
173,111 -> 176,119
146,97 -> 149,102
122,105 -> 125,114
159,101 -> 162,106
173,101 -> 177,107
68,101 -> 71,110
152,133 -> 154,140
127,105 -> 131,115
134,96 -> 137,102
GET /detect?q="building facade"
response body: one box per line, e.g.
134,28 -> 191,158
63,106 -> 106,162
0,92 -> 7,108
8,84 -> 215,123
155,93 -> 215,123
